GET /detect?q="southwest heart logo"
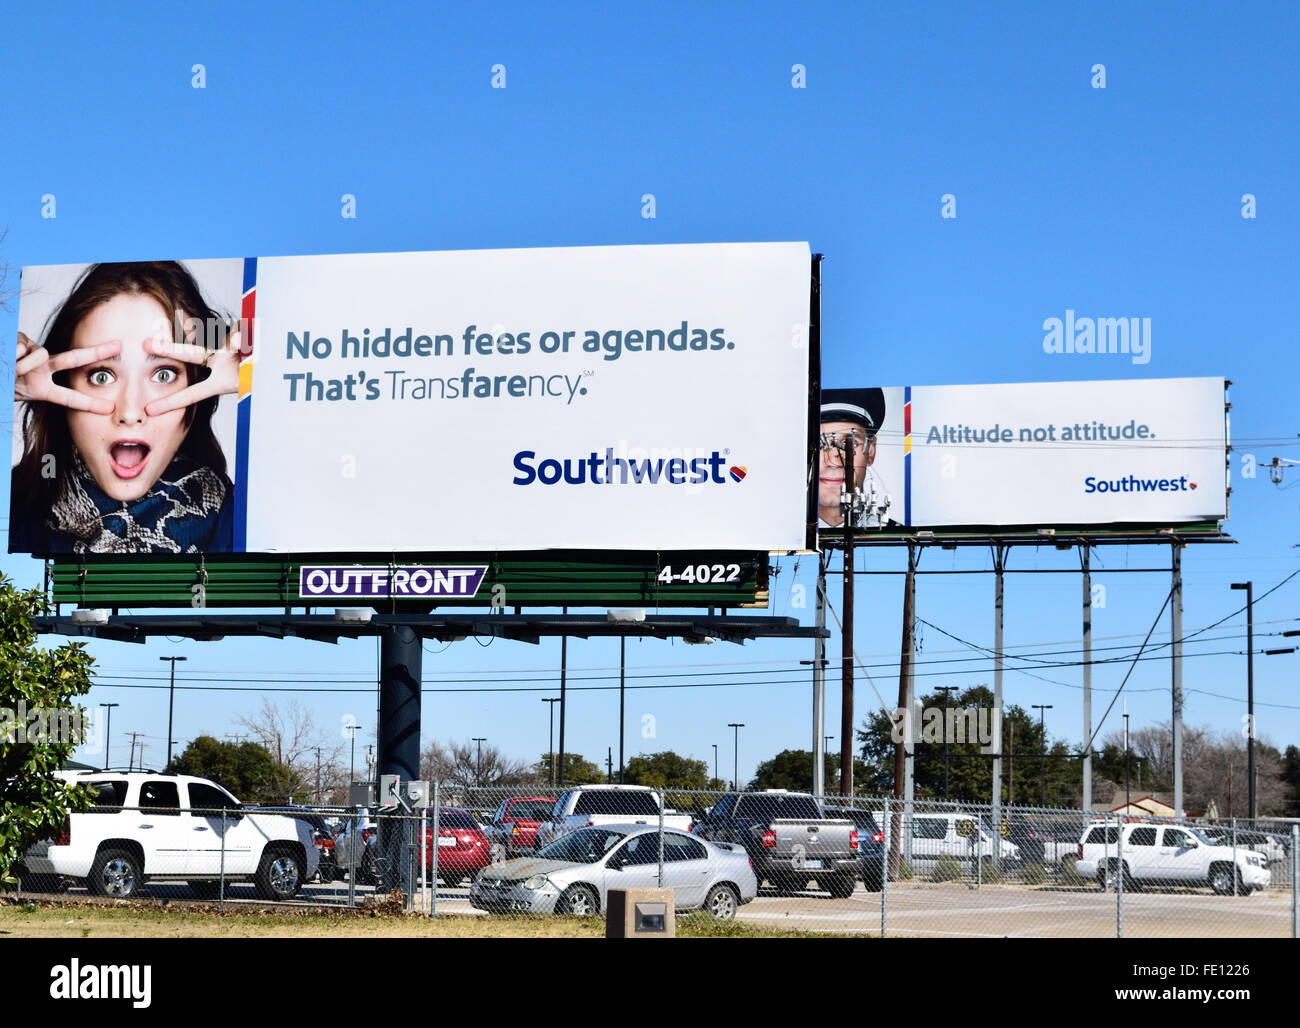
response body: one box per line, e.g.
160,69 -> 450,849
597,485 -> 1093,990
729,465 -> 747,483
1189,482 -> 1197,489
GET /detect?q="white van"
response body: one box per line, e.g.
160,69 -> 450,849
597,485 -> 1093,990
899,811 -> 1021,868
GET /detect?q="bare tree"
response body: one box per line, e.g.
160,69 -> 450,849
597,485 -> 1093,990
236,698 -> 345,804
419,738 -> 535,790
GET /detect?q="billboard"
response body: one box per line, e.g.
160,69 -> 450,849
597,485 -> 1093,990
816,377 -> 1227,532
10,243 -> 813,556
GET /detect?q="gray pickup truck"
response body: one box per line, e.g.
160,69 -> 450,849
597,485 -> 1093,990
693,791 -> 859,897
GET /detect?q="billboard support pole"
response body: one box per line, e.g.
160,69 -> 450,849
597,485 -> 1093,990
558,607 -> 568,788
1171,541 -> 1184,818
840,442 -> 857,797
990,545 -> 1007,857
1081,544 -> 1093,812
902,544 -> 918,820
813,552 -> 827,794
378,624 -> 421,898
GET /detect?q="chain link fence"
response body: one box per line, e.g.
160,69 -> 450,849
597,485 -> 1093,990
17,784 -> 1300,937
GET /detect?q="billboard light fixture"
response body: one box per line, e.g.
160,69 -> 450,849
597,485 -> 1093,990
71,609 -> 110,625
334,608 -> 373,625
607,609 -> 647,623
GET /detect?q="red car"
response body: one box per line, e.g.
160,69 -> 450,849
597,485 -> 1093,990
486,796 -> 556,856
423,807 -> 491,886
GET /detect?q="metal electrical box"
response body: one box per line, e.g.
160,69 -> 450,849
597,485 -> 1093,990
605,888 -> 676,939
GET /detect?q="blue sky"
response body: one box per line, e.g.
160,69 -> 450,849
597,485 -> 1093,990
3,2 -> 1298,788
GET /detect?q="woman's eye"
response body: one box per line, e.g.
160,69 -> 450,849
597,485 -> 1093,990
153,367 -> 180,385
87,369 -> 114,387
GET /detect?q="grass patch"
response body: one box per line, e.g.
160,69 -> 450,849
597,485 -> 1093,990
0,897 -> 850,939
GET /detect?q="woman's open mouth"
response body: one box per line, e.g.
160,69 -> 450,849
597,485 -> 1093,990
109,440 -> 152,480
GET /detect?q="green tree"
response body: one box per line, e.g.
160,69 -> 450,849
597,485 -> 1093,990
858,686 -> 1082,806
166,735 -> 305,805
749,748 -> 869,795
0,575 -> 97,887
623,750 -> 710,790
532,752 -> 605,785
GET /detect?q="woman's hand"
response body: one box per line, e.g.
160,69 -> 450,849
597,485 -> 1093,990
143,325 -> 242,416
15,332 -> 120,414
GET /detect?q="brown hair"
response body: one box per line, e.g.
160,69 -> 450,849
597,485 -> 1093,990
12,261 -> 230,529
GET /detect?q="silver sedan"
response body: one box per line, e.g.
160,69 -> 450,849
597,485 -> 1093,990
470,824 -> 757,920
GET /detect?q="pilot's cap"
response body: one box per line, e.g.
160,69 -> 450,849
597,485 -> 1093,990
820,388 -> 886,436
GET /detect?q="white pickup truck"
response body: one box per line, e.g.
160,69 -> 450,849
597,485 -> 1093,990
23,770 -> 318,900
532,785 -> 693,850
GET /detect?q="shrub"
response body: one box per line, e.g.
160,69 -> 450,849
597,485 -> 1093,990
930,853 -> 963,882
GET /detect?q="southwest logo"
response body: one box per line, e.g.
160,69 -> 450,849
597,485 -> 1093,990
512,448 -> 737,486
1083,474 -> 1196,494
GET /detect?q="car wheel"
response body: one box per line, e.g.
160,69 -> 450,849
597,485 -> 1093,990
861,872 -> 883,893
255,849 -> 304,901
557,883 -> 600,916
359,849 -> 381,887
827,875 -> 857,899
89,849 -> 142,899
1098,860 -> 1134,892
189,880 -> 224,900
1209,864 -> 1241,896
704,883 -> 740,921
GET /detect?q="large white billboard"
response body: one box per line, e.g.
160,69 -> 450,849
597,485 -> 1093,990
10,243 -> 813,555
817,377 -> 1227,531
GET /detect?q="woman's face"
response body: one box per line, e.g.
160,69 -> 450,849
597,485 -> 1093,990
65,293 -> 191,502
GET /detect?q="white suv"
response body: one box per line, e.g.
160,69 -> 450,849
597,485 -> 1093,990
23,771 -> 319,900
533,785 -> 694,850
1075,821 -> 1269,894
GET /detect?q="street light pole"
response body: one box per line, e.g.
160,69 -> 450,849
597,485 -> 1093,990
472,737 -> 487,787
1031,704 -> 1053,808
159,656 -> 187,766
727,723 -> 744,791
936,686 -> 957,801
99,703 -> 119,769
541,699 -> 560,787
1232,582 -> 1255,820
1123,704 -> 1131,813
347,724 -> 362,785
712,744 -> 718,785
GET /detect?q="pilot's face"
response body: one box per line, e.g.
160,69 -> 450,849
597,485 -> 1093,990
819,421 -> 875,512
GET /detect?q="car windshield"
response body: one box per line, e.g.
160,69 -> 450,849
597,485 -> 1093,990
508,800 -> 555,820
1187,828 -> 1220,845
536,828 -> 628,864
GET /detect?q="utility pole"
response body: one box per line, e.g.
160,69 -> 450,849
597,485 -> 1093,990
812,552 -> 827,796
1032,705 -> 1053,808
712,743 -> 719,787
1231,582 -> 1255,819
1007,720 -> 1014,804
159,655 -> 187,766
606,747 -> 613,783
472,738 -> 487,787
618,637 -> 626,783
315,747 -> 322,805
936,686 -> 958,800
541,698 -> 560,787
728,723 -> 745,791
99,703 -> 119,769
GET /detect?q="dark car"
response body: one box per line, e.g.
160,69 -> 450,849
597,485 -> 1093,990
824,806 -> 885,891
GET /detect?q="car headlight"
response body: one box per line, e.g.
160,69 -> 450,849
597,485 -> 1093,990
523,874 -> 549,890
